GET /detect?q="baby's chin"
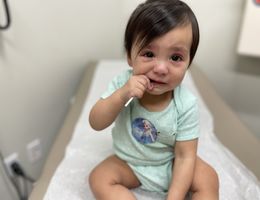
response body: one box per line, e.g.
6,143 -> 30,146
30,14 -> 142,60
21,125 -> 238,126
145,89 -> 173,96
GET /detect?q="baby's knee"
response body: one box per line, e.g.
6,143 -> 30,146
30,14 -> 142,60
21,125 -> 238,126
191,166 -> 219,200
201,166 -> 219,195
207,167 -> 219,192
88,168 -> 101,192
192,161 -> 219,194
88,166 -> 116,194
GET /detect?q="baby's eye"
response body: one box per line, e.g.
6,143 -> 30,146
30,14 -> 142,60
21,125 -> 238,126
143,51 -> 154,58
170,55 -> 182,62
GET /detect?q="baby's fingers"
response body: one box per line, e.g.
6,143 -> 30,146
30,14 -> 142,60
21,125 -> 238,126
143,76 -> 153,90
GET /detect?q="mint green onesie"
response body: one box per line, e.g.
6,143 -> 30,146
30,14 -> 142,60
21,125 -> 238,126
101,69 -> 199,194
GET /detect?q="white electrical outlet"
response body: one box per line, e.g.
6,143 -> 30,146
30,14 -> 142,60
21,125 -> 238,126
4,153 -> 19,176
27,139 -> 42,163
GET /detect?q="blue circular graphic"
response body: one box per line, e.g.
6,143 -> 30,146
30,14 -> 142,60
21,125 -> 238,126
131,118 -> 157,144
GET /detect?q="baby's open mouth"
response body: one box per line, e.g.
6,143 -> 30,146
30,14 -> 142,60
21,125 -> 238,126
149,78 -> 165,84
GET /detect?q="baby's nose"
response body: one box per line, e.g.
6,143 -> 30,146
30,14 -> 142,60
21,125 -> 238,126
153,60 -> 168,75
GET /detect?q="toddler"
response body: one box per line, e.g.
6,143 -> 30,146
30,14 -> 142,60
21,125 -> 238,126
89,0 -> 219,199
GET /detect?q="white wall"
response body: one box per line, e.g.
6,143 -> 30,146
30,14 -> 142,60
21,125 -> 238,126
184,0 -> 260,136
0,0 -> 259,199
0,0 -> 128,199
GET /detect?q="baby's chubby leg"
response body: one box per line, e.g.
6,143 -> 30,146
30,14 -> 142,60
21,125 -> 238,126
88,155 -> 140,200
190,157 -> 219,200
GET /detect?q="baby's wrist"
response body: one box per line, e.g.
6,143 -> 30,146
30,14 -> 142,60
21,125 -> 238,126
117,86 -> 131,104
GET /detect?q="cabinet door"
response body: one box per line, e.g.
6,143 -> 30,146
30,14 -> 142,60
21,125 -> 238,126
238,0 -> 260,57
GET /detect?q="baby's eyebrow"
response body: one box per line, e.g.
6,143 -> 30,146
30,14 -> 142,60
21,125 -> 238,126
170,46 -> 189,54
144,44 -> 189,52
143,44 -> 154,50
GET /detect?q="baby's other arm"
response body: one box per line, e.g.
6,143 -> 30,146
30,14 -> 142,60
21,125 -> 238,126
89,75 -> 150,131
167,139 -> 198,200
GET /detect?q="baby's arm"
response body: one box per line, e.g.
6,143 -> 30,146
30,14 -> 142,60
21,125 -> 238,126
167,139 -> 198,200
89,74 -> 151,131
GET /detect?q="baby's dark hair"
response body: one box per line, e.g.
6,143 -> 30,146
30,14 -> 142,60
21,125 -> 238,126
124,0 -> 200,66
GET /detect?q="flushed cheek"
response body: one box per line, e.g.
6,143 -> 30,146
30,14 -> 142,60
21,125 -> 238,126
168,73 -> 186,87
133,63 -> 153,75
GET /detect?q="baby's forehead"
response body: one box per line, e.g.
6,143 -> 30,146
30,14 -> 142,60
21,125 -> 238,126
134,23 -> 192,48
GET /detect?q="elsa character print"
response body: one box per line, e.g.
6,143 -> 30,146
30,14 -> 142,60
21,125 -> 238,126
131,118 -> 157,144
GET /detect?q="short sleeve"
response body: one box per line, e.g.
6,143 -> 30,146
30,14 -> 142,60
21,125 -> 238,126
175,86 -> 200,141
101,69 -> 132,99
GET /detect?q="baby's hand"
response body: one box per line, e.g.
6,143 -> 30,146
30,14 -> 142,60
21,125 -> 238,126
123,75 -> 152,100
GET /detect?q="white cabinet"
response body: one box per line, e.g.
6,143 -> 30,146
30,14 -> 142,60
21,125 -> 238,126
238,0 -> 260,57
